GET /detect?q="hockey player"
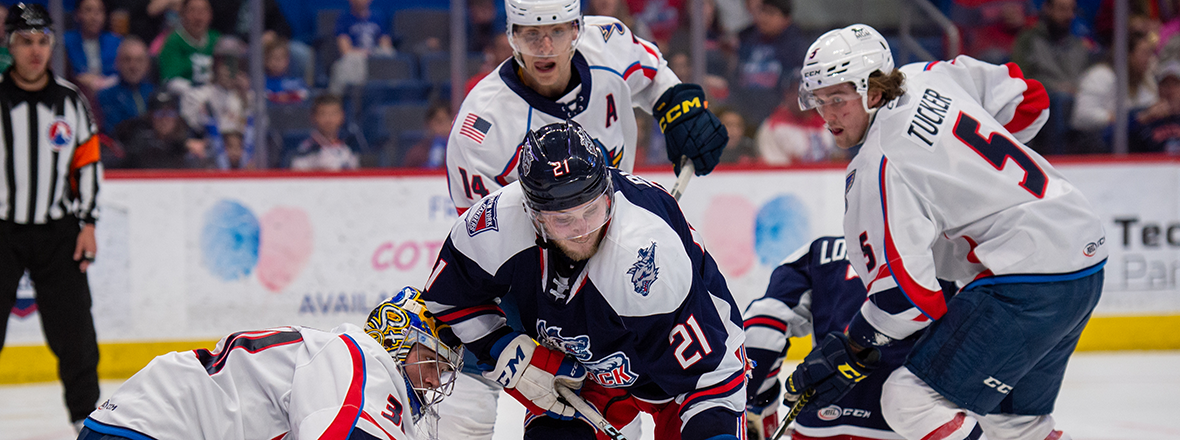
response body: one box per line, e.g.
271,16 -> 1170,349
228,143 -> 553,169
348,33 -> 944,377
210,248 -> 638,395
77,287 -> 463,440
422,121 -> 747,440
446,0 -> 728,213
745,236 -> 956,440
780,24 -> 1106,440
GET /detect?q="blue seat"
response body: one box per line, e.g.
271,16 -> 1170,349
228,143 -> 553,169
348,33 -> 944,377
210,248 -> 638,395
368,54 -> 419,81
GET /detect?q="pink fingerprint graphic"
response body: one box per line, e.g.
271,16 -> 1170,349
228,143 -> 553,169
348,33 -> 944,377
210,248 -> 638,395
256,207 -> 314,292
702,195 -> 756,278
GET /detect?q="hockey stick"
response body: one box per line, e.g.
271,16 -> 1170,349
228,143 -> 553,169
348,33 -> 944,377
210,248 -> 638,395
669,156 -> 694,201
770,389 -> 814,440
556,385 -> 629,440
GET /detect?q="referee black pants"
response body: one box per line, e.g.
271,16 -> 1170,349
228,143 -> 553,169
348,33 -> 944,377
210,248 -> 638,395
0,217 -> 100,423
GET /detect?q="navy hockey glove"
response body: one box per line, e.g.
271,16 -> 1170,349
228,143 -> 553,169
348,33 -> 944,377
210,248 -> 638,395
654,83 -> 728,176
485,333 -> 586,420
783,332 -> 880,410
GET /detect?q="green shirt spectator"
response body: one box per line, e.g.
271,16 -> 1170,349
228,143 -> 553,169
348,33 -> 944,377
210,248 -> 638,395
157,0 -> 219,85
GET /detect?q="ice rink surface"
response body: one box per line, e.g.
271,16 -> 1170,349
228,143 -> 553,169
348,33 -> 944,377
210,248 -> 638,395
3,351 -> 1178,440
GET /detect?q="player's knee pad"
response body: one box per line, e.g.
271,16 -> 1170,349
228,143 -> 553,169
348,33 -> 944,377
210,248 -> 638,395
882,367 -> 983,440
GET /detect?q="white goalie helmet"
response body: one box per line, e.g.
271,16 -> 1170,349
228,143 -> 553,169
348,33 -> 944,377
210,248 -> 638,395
798,24 -> 894,112
505,0 -> 584,58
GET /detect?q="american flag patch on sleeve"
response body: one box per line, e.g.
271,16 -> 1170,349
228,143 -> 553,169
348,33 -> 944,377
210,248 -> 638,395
460,113 -> 492,143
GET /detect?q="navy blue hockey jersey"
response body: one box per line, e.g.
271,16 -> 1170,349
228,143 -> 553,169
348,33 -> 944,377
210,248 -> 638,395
743,236 -> 923,439
423,169 -> 747,430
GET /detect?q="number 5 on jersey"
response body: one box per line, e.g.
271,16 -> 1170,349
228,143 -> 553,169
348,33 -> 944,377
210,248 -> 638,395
670,315 -> 713,369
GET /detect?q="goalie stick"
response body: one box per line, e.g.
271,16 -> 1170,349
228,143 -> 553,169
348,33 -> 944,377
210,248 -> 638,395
556,385 -> 629,440
770,389 -> 815,440
669,156 -> 694,201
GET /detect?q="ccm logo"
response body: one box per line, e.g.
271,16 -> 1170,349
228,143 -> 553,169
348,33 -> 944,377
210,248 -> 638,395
984,376 -> 1012,394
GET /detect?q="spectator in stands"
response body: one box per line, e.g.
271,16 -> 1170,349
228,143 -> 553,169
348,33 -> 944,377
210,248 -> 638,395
468,0 -> 505,54
264,37 -> 308,104
290,94 -> 361,171
716,107 -> 758,164
158,0 -> 219,87
208,0 -> 312,83
755,73 -> 838,165
64,0 -> 120,93
98,37 -> 154,134
629,0 -> 682,47
1130,59 -> 1180,154
1012,0 -> 1091,95
403,102 -> 452,169
214,130 -> 252,170
963,1 -> 1031,64
733,0 -> 807,124
1011,0 -> 1092,155
0,5 -> 12,72
464,33 -> 512,97
180,37 -> 250,139
586,0 -> 653,41
113,91 -> 204,169
1071,31 -> 1157,154
667,0 -> 737,80
329,0 -> 395,94
106,0 -> 178,47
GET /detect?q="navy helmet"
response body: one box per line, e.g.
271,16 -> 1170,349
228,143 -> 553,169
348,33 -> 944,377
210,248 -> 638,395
518,121 -> 615,241
5,3 -> 53,37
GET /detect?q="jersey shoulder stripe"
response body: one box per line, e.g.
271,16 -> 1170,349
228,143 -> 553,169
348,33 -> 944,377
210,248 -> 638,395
320,333 -> 368,439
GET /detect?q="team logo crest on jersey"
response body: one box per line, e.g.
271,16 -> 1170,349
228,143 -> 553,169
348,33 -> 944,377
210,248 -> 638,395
585,352 -> 638,387
626,241 -> 659,296
536,319 -> 593,361
596,22 -> 625,42
47,118 -> 73,151
466,193 -> 500,236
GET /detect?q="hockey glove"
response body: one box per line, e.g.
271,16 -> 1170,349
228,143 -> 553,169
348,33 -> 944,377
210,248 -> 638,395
654,83 -> 728,176
484,333 -> 586,420
746,379 -> 781,440
783,332 -> 880,410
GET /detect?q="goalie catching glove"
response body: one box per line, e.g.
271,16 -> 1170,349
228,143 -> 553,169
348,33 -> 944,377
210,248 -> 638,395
783,332 -> 880,411
654,83 -> 728,176
485,333 -> 587,420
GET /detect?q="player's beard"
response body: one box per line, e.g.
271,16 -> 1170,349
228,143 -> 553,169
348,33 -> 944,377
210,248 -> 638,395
552,227 -> 605,261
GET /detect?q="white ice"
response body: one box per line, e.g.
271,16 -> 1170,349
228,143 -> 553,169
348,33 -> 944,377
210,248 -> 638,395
2,351 -> 1178,440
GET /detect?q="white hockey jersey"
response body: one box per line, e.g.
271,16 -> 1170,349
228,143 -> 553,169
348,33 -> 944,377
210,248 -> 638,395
844,57 -> 1108,340
83,324 -> 422,440
446,16 -> 680,211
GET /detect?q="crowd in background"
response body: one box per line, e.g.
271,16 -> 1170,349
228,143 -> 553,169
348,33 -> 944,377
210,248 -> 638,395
10,0 -> 1178,171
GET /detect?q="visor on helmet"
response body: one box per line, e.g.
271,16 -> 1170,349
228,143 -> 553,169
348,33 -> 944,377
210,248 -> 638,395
798,86 -> 863,111
509,20 -> 581,58
526,188 -> 613,241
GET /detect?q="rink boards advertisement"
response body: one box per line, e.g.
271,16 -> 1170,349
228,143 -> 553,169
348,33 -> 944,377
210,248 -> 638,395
3,159 -> 1179,382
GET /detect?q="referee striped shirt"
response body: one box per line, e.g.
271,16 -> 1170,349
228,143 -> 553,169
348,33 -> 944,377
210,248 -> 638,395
0,70 -> 101,225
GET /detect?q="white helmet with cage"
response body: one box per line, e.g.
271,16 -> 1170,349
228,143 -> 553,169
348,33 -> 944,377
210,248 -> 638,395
798,24 -> 895,112
504,0 -> 584,58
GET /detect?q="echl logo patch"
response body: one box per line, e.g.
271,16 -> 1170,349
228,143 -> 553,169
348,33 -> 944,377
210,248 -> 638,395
626,241 -> 659,296
47,118 -> 73,151
845,170 -> 856,194
466,194 -> 500,237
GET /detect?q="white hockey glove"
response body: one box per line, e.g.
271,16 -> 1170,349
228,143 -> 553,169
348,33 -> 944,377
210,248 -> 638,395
484,333 -> 587,420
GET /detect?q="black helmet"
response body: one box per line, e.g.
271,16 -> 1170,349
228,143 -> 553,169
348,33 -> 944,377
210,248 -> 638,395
5,3 -> 53,37
518,120 -> 612,213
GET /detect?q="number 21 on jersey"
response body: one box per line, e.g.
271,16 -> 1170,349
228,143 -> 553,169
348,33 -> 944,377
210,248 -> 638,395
669,315 -> 713,369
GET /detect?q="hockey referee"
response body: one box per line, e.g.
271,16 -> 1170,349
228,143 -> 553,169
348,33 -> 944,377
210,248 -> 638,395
0,3 -> 102,433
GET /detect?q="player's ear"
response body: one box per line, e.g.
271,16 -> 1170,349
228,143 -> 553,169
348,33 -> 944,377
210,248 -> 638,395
868,89 -> 884,109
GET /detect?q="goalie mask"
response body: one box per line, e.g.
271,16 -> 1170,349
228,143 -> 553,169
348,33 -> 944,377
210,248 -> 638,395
518,120 -> 615,242
365,287 -> 463,418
